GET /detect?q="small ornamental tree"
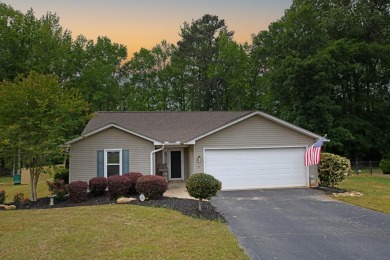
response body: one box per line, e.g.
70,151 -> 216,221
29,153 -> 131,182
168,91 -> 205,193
318,153 -> 352,187
0,72 -> 90,201
186,173 -> 222,211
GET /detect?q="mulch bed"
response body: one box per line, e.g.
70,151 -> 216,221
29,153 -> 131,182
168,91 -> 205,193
314,186 -> 348,194
2,192 -> 225,222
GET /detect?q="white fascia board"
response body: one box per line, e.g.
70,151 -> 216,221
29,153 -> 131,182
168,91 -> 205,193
184,111 -> 324,144
66,124 -> 161,145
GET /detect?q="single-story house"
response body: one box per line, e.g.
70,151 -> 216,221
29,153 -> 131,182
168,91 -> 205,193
66,111 -> 322,190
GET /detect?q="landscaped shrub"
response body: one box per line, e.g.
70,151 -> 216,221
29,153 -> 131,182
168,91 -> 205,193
136,175 -> 168,200
68,181 -> 88,203
0,190 -> 6,204
53,167 -> 69,184
122,172 -> 143,194
379,159 -> 390,174
186,173 -> 222,211
318,153 -> 352,187
13,193 -> 30,206
46,179 -> 68,201
107,175 -> 132,199
89,177 -> 107,196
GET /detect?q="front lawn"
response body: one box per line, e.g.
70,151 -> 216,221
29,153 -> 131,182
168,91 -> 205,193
334,174 -> 390,214
0,176 -> 50,203
0,205 -> 248,259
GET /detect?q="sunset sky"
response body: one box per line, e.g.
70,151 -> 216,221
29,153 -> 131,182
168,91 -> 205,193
2,0 -> 292,57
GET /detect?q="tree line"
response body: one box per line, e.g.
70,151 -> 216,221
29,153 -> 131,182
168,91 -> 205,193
1,0 -> 390,162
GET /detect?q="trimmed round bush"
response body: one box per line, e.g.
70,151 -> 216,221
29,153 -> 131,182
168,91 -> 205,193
186,173 -> 222,211
136,175 -> 168,200
107,175 -> 132,199
68,181 -> 88,203
380,159 -> 390,174
122,172 -> 143,194
318,153 -> 352,187
89,177 -> 107,196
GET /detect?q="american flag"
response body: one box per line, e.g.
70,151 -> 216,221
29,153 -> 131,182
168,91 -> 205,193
304,137 -> 325,166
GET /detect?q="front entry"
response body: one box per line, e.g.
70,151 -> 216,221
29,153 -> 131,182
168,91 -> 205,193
169,150 -> 183,180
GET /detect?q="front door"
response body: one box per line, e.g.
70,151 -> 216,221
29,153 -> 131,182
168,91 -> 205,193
170,150 -> 182,180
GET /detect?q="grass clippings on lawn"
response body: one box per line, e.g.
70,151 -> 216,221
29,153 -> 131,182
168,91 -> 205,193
0,205 -> 249,259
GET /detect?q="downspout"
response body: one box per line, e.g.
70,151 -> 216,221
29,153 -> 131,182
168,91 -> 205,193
150,144 -> 164,175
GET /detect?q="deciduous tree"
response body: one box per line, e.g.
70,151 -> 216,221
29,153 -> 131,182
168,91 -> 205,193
0,72 -> 90,201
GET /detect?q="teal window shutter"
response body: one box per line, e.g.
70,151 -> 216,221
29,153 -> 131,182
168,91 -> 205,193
122,149 -> 129,174
97,150 -> 104,177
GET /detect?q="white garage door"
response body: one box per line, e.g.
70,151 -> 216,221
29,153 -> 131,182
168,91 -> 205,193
204,148 -> 307,190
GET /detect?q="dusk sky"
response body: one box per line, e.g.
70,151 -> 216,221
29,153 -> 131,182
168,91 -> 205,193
2,0 -> 293,57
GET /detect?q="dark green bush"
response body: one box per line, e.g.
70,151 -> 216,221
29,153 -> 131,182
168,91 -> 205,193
122,172 -> 143,194
318,153 -> 352,187
54,167 -> 69,184
186,173 -> 222,211
68,181 -> 88,203
107,175 -> 132,199
380,159 -> 390,174
0,190 -> 6,204
136,175 -> 167,200
89,177 -> 107,196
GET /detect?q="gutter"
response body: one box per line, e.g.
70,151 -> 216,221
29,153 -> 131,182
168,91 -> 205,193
150,144 -> 165,175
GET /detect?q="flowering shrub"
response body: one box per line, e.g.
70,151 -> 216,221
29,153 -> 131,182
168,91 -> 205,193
136,175 -> 168,200
0,190 -> 6,204
107,175 -> 132,199
46,179 -> 68,201
122,172 -> 143,194
89,177 -> 107,196
68,181 -> 88,203
13,193 -> 30,206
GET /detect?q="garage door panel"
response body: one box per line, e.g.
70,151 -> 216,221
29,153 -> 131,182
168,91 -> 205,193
204,148 -> 306,190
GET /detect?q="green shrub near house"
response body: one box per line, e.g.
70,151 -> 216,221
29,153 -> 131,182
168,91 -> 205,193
186,173 -> 222,211
136,175 -> 168,200
318,153 -> 352,187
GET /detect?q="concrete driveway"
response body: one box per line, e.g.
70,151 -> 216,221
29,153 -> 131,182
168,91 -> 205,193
211,188 -> 390,260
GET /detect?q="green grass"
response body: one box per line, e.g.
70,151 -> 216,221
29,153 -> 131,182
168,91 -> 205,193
0,176 -> 13,184
0,177 -> 50,203
0,205 -> 249,259
335,174 -> 390,214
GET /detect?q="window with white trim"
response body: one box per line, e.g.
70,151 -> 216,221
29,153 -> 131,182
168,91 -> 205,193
104,149 -> 122,177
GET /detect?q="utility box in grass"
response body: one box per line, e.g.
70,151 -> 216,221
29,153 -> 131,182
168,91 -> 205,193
13,174 -> 21,185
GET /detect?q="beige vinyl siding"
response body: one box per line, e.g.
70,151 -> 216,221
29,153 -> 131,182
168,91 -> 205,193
194,115 -> 316,173
70,127 -> 154,183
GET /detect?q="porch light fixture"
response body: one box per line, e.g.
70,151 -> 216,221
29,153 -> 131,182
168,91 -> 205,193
197,155 -> 201,163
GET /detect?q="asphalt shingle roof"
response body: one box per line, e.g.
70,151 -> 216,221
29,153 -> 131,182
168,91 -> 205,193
82,111 -> 253,143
